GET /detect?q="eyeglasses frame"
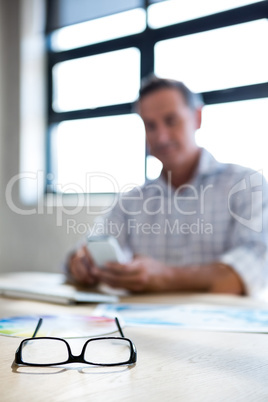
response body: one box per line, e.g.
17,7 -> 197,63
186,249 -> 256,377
14,317 -> 137,367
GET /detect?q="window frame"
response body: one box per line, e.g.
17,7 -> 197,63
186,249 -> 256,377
46,1 -> 268,194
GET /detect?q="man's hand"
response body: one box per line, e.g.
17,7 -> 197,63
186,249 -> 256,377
96,256 -> 244,295
68,249 -> 244,295
68,245 -> 99,286
97,255 -> 173,292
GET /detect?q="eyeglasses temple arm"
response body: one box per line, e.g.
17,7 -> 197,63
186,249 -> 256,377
115,317 -> 124,337
13,317 -> 44,367
32,318 -> 43,338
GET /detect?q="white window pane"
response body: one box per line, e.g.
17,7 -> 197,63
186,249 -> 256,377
53,48 -> 140,111
146,155 -> 162,180
51,9 -> 146,51
148,0 -> 264,29
155,19 -> 268,93
196,98 -> 268,179
52,114 -> 145,193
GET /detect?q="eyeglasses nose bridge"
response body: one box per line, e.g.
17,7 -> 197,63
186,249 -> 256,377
67,351 -> 85,363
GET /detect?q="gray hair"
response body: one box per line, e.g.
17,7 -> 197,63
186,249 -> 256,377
136,75 -> 203,111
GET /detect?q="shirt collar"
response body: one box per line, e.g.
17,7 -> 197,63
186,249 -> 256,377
195,148 -> 224,177
149,148 -> 224,192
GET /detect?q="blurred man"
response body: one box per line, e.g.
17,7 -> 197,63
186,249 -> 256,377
67,77 -> 268,296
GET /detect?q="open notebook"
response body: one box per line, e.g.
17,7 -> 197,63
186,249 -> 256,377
0,271 -> 118,304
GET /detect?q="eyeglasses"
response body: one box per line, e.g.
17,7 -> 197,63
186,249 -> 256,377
14,317 -> 137,367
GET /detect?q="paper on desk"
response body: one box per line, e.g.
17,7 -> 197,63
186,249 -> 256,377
94,303 -> 268,333
0,271 -> 118,304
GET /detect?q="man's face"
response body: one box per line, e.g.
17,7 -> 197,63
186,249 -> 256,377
138,88 -> 201,171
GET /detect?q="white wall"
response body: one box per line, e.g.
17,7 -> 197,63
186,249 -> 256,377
0,0 -> 103,274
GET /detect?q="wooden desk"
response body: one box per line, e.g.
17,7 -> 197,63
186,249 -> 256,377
1,293 -> 268,402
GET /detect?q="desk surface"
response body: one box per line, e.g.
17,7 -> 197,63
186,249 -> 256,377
1,293 -> 268,402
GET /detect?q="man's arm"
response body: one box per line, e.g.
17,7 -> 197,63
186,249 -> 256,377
96,256 -> 244,295
166,261 -> 244,294
67,245 -> 99,286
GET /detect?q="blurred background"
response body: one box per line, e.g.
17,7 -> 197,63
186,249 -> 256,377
0,0 -> 268,274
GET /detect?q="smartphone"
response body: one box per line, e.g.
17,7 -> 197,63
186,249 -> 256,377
86,235 -> 127,268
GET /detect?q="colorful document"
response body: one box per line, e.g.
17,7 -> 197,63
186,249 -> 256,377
95,303 -> 268,333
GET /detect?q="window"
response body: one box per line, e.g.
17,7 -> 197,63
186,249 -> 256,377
148,0 -> 264,28
155,19 -> 268,93
51,114 -> 145,194
52,48 -> 141,112
51,8 -> 146,51
46,0 -> 268,194
197,98 -> 268,178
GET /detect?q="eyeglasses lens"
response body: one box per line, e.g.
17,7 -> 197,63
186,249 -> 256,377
84,338 -> 131,365
21,338 -> 69,365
